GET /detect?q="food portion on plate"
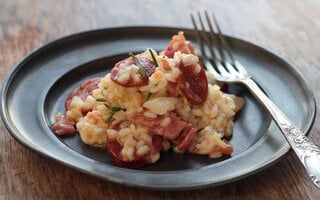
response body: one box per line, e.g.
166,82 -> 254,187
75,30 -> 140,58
52,32 -> 244,168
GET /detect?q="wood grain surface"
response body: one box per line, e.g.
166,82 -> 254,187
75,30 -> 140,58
1,0 -> 320,199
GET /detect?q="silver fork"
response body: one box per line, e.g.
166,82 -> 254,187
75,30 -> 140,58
191,11 -> 320,189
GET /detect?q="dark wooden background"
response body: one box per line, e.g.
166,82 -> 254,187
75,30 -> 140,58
1,0 -> 320,199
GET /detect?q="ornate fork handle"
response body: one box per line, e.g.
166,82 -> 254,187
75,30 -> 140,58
244,78 -> 320,188
192,11 -> 320,188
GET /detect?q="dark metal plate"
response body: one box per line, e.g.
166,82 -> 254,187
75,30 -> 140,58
0,27 -> 316,190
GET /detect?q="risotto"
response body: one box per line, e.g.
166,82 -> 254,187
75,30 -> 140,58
53,32 -> 244,168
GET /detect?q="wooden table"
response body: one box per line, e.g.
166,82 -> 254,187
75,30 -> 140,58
1,0 -> 320,199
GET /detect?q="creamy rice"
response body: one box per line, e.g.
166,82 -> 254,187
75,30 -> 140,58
55,32 -> 244,168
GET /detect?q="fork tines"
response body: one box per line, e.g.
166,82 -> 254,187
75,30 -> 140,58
190,11 -> 235,68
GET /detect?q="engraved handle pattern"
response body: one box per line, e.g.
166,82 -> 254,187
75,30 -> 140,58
282,124 -> 320,187
244,78 -> 320,188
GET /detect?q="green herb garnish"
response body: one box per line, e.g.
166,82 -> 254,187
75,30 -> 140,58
106,112 -> 116,122
104,103 -> 126,122
96,98 -> 107,102
197,128 -> 204,133
110,106 -> 122,112
146,92 -> 153,101
148,48 -> 159,67
129,52 -> 147,77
